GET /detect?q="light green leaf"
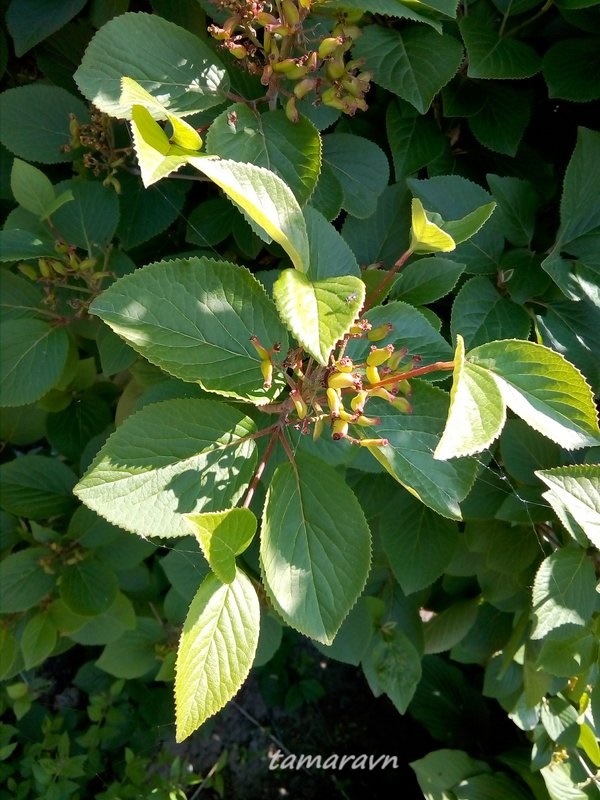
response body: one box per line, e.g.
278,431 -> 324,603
129,104 -> 194,186
363,627 -> 422,714
89,256 -> 289,404
536,629 -> 598,678
451,276 -> 531,349
345,301 -> 454,378
0,84 -> 89,163
442,202 -> 496,245
6,0 -> 86,56
21,612 -> 57,670
460,0 -> 542,79
175,568 -> 260,741
381,490 -> 459,594
536,465 -> 600,548
487,174 -> 537,246
0,319 -> 70,407
272,269 -> 364,365
453,772 -> 533,800
386,99 -> 446,181
543,39 -> 600,102
10,159 -> 55,217
303,206 -> 360,280
321,133 -> 389,218
435,335 -> 506,460
410,198 -> 456,254
531,546 -> 597,640
360,382 -> 479,519
74,12 -> 229,117
391,257 -> 466,306
261,454 -> 371,645
186,508 -> 257,583
206,103 -> 321,207
468,340 -> 600,449
0,454 -> 76,520
189,155 -> 310,272
121,76 -> 203,148
75,399 -> 257,539
411,749 -> 491,800
353,25 -> 464,114
468,84 -> 531,156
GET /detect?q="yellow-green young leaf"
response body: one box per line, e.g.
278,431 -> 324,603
468,340 -> 600,450
272,269 -> 365,365
535,465 -> 600,549
10,158 -> 55,217
578,723 -> 600,767
121,77 -> 202,150
442,202 -> 496,245
175,568 -> 260,741
435,334 -> 506,460
410,198 -> 456,254
188,156 -> 310,273
186,508 -> 257,583
130,104 -> 193,186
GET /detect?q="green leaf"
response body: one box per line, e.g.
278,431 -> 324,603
386,99 -> 446,180
453,772 -> 533,800
6,0 -> 86,56
554,128 -> 600,254
0,271 -> 44,322
0,548 -> 57,613
499,419 -> 561,485
309,162 -> 344,221
342,183 -> 412,267
543,38 -> 600,102
467,340 -> 600,449
423,599 -> 480,655
536,465 -> 600,548
96,324 -> 136,376
435,334 -> 506,460
531,546 -> 597,640
10,159 -> 55,217
67,592 -> 137,646
51,179 -> 120,253
360,382 -> 479,519
321,133 -> 389,218
89,256 -> 289,404
0,454 -> 76,519
345,301 -> 454,380
75,399 -> 257,538
410,198 -> 456,254
411,749 -> 491,800
391,257 -> 465,306
0,319 -> 70,407
442,203 -> 497,245
451,276 -> 531,349
272,269 -> 364,365
160,538 -> 210,602
46,394 -> 113,462
186,508 -> 257,583
353,25 -> 464,114
96,617 -> 162,679
303,206 -> 360,280
21,612 -> 58,670
460,0 -> 542,79
189,156 -> 310,272
175,568 -> 260,741
0,84 -> 89,163
487,174 -> 537,246
206,104 -> 321,207
74,12 -> 229,117
261,454 -> 371,644
311,597 -> 373,666
363,627 -> 422,713
0,229 -> 58,262
116,173 -> 188,250
381,490 -> 459,594
60,557 -> 119,615
536,629 -> 598,677
317,0 -> 457,31
469,84 -> 531,156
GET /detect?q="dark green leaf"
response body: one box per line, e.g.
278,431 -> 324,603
6,0 -> 86,56
543,38 -> 600,102
60,557 -> 119,615
451,276 -> 531,349
322,133 -> 389,218
386,100 -> 446,180
486,174 -> 538,246
0,454 -> 76,519
469,84 -> 531,156
391,256 -> 465,306
0,548 -> 57,613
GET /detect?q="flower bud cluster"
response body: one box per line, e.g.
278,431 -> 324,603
208,1 -> 372,117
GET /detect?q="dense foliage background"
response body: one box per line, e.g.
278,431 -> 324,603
0,0 -> 599,798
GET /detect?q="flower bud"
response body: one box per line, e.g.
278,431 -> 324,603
318,37 -> 343,60
391,396 -> 412,414
250,335 -> 271,360
334,356 -> 354,373
18,263 -> 38,280
326,57 -> 346,81
366,344 -> 394,368
350,390 -> 368,413
365,365 -> 380,385
281,0 -> 300,27
367,323 -> 393,342
260,360 -> 273,389
291,388 -> 308,419
285,96 -> 299,124
326,387 -> 341,415
331,418 -> 349,440
357,437 -> 389,448
294,77 -> 317,99
38,258 -> 53,278
368,387 -> 395,403
313,416 -> 324,441
328,371 -> 361,391
354,414 -> 380,426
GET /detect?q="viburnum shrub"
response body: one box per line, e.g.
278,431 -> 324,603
1,1 -> 599,797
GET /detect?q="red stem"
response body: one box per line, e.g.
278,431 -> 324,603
363,248 -> 414,313
373,360 -> 455,387
242,427 -> 280,509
